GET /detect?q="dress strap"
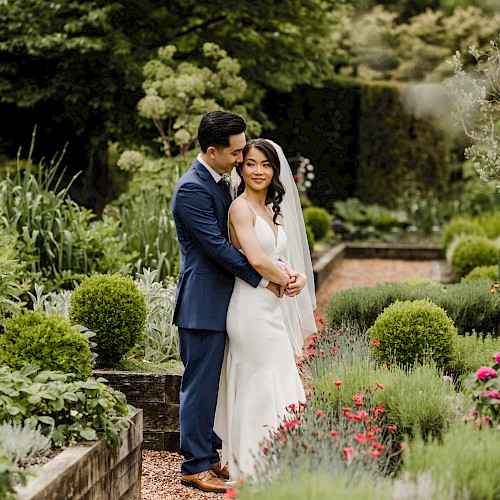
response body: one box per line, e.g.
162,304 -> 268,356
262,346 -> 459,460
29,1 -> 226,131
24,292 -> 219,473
245,201 -> 259,216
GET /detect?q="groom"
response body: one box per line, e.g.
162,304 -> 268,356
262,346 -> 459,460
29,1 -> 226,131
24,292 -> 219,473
172,111 -> 305,493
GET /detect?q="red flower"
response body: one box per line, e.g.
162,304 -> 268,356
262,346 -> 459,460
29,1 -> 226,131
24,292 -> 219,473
284,419 -> 299,429
371,339 -> 380,346
371,426 -> 382,433
353,394 -> 363,406
279,436 -> 288,442
355,410 -> 368,418
387,426 -> 397,432
369,450 -> 381,458
262,447 -> 269,454
372,442 -> 384,451
225,488 -> 237,498
319,349 -> 325,356
316,409 -> 323,417
343,447 -> 354,461
342,407 -> 351,413
293,175 -> 299,182
287,403 -> 297,411
355,433 -> 367,443
316,316 -> 325,324
310,334 -> 318,340
334,381 -> 342,387
306,349 -> 315,356
296,361 -> 302,367
331,348 -> 339,354
376,381 -> 384,390
330,431 -> 338,437
337,328 -> 343,334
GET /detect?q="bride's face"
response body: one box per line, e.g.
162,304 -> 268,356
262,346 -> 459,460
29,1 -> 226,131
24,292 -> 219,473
241,147 -> 274,192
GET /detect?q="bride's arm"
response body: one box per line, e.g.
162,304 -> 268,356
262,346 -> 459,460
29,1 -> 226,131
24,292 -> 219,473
229,200 -> 289,287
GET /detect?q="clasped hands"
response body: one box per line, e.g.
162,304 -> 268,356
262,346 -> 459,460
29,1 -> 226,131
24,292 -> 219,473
266,264 -> 306,298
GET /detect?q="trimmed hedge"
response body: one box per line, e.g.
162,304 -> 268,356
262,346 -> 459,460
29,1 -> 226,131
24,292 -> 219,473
326,279 -> 500,335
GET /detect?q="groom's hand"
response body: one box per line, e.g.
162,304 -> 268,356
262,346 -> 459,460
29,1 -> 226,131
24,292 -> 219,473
266,281 -> 285,298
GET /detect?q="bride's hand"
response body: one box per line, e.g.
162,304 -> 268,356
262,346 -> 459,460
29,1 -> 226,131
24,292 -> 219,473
285,272 -> 306,297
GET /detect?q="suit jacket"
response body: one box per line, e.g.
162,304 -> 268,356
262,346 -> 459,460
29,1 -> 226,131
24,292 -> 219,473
172,158 -> 262,331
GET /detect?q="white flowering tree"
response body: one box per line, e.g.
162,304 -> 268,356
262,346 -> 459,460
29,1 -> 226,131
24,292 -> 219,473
136,43 -> 260,158
449,38 -> 500,188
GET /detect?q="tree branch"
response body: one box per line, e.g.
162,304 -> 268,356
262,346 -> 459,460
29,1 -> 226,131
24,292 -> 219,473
173,15 -> 227,40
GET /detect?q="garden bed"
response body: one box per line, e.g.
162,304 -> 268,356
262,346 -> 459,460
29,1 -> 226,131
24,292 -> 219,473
15,409 -> 143,500
94,369 -> 182,451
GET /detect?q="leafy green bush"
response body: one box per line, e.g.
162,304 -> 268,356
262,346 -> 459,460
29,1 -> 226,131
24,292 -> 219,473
450,235 -> 498,279
401,424 -> 500,500
463,265 -> 498,282
0,364 -> 133,447
474,211 -> 500,239
447,332 -> 500,381
369,299 -> 457,368
302,206 -> 331,242
0,310 -> 92,379
326,280 -> 500,335
0,455 -> 29,500
69,273 -> 147,368
442,217 -> 487,249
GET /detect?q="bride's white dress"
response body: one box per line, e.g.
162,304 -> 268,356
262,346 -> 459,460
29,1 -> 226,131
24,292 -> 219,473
214,208 -> 306,479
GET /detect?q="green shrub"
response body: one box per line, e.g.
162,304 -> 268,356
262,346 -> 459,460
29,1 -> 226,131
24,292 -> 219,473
401,424 -> 500,500
69,273 -> 147,368
442,217 -> 487,249
327,280 -> 500,335
474,211 -> 500,239
369,299 -> 457,368
463,264 -> 498,282
450,235 -> 498,279
302,206 -> 331,242
305,224 -> 315,253
0,310 -> 92,379
447,332 -> 500,381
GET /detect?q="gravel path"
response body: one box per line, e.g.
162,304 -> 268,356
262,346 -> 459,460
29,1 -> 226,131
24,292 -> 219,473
141,257 -> 437,499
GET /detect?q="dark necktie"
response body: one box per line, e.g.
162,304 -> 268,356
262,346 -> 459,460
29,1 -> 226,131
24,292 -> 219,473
218,178 -> 230,196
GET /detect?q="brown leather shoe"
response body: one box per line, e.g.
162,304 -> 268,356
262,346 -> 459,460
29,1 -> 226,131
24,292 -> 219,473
211,460 -> 230,480
181,469 -> 230,493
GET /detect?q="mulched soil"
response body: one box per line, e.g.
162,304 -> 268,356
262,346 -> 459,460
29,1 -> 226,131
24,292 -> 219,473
141,257 -> 437,499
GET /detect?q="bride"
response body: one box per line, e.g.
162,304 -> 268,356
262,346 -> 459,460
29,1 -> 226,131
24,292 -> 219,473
214,138 -> 317,479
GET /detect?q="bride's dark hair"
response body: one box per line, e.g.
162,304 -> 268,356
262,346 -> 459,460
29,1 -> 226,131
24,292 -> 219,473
236,139 -> 286,224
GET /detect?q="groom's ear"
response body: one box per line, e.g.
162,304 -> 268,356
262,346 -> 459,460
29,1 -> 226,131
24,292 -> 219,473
207,146 -> 217,159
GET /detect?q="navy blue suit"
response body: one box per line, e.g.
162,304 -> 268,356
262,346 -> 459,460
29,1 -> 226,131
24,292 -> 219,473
172,159 -> 261,475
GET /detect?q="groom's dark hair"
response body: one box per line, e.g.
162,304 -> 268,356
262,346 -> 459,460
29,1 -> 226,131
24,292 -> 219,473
198,111 -> 246,152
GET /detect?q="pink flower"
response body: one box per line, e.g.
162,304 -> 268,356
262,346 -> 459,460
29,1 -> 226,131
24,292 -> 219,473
353,394 -> 364,406
287,403 -> 296,411
316,316 -> 325,324
334,381 -> 342,387
284,419 -> 299,429
482,390 -> 500,399
310,334 -> 318,340
369,450 -> 381,458
306,349 -> 315,356
331,348 -> 339,354
476,366 -> 498,381
225,488 -> 237,499
494,352 -> 500,364
319,349 -> 325,356
372,442 -> 384,451
355,433 -> 367,443
337,328 -> 343,334
387,426 -> 397,432
376,381 -> 384,390
316,409 -> 323,417
372,339 -> 380,346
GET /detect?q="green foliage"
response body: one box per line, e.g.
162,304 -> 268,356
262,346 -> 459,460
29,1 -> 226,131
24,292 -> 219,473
0,231 -> 29,326
305,224 -> 315,254
302,206 -> 332,242
0,455 -> 29,500
138,43 -> 261,157
447,332 -> 500,381
236,471 -> 391,500
0,310 -> 92,380
450,235 -> 498,279
442,217 -> 487,249
327,279 -> 500,335
134,269 -> 179,363
401,424 -> 500,500
369,299 -> 457,368
0,139 -> 133,290
0,364 -> 133,447
69,273 -> 147,368
463,264 -> 498,282
315,355 -> 456,440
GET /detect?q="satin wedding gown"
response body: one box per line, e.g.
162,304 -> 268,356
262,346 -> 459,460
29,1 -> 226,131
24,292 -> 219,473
214,204 -> 306,479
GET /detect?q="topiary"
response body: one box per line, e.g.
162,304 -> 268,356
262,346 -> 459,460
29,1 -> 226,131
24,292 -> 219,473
463,265 -> 498,282
450,236 -> 498,279
302,206 -> 332,242
442,217 -> 487,249
369,299 -> 457,368
0,310 -> 92,379
69,273 -> 147,368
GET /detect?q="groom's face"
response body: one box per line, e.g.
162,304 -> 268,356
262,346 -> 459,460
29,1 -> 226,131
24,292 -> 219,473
209,132 -> 246,174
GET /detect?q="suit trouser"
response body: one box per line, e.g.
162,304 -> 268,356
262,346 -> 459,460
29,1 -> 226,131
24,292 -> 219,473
178,327 -> 226,476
